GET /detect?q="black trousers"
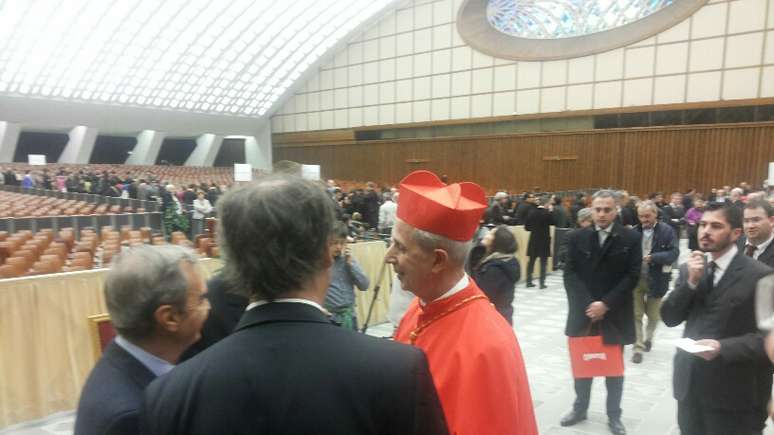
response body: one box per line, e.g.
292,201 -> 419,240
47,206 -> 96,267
527,256 -> 548,285
573,376 -> 624,419
677,392 -> 765,435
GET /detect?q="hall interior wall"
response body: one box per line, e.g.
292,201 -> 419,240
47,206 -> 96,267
273,121 -> 774,195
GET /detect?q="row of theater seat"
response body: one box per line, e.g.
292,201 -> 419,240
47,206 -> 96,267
0,226 -> 219,278
0,191 -> 145,218
4,163 -> 261,188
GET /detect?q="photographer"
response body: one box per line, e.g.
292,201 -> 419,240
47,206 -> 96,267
324,222 -> 370,330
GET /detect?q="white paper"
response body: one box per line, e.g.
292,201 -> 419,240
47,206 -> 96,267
234,163 -> 252,182
673,338 -> 714,353
28,154 -> 46,165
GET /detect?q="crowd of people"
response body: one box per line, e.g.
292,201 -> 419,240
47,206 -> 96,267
9,165 -> 774,434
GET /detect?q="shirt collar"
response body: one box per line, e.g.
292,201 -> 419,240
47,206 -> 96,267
114,335 -> 174,377
748,233 -> 774,252
246,298 -> 329,315
707,244 -> 738,273
420,274 -> 470,305
595,223 -> 613,234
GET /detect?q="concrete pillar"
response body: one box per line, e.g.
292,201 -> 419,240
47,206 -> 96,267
184,133 -> 223,167
58,125 -> 98,164
126,130 -> 165,165
0,121 -> 21,163
244,122 -> 272,172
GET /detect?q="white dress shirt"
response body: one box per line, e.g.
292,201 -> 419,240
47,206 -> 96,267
705,244 -> 738,286
748,234 -> 774,260
246,298 -> 329,315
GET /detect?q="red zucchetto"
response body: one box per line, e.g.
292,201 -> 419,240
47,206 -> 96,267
397,170 -> 487,241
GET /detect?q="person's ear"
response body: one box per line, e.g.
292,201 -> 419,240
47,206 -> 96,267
431,249 -> 449,273
154,304 -> 181,333
730,227 -> 743,242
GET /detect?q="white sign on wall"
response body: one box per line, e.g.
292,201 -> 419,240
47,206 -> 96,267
28,154 -> 46,165
767,162 -> 774,187
301,164 -> 320,181
234,163 -> 253,182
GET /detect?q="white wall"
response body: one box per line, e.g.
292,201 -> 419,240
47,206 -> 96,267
272,0 -> 774,133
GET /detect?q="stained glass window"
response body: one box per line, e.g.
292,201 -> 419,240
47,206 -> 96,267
487,0 -> 675,39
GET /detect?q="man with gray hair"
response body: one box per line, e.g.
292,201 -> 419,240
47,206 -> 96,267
390,170 -> 538,435
143,174 -> 448,435
75,245 -> 209,435
561,189 -> 641,435
631,200 -> 679,364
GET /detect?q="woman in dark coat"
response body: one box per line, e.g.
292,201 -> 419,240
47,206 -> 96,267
472,226 -> 520,324
525,196 -> 554,288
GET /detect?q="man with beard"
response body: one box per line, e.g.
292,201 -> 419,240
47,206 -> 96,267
661,203 -> 773,435
388,170 -> 538,435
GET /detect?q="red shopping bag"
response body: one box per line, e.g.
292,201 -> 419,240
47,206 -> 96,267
568,334 -> 624,378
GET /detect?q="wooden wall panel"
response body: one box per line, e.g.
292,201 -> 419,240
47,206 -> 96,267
273,123 -> 774,196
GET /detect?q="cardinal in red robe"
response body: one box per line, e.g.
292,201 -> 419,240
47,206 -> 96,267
387,170 -> 538,435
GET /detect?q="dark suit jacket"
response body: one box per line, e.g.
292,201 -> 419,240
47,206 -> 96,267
661,204 -> 686,235
472,256 -> 520,324
636,222 -> 679,297
739,236 -> 774,268
142,302 -> 448,435
75,342 -> 156,435
525,207 -> 553,258
563,222 -> 642,344
661,253 -> 773,411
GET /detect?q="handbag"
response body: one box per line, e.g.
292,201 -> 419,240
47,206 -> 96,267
568,322 -> 624,379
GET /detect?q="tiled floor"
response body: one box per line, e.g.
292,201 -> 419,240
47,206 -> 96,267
4,242 -> 773,434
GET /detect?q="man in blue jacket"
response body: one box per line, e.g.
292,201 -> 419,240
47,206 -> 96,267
632,200 -> 679,363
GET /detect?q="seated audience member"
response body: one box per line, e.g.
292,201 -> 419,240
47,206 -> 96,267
142,174 -> 448,435
324,222 -> 370,330
75,245 -> 209,435
472,225 -> 520,324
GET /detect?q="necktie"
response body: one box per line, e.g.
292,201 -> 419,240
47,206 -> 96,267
707,261 -> 717,293
598,229 -> 608,247
745,244 -> 758,257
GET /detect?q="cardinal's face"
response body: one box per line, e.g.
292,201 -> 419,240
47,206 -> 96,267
385,220 -> 436,298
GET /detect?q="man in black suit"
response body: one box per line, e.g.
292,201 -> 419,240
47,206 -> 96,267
661,192 -> 686,237
525,196 -> 554,288
142,174 -> 448,435
631,201 -> 679,364
561,190 -> 642,435
75,245 -> 210,435
742,199 -> 774,268
661,203 -> 773,435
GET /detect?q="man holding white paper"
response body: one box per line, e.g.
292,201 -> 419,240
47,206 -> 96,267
661,203 -> 773,435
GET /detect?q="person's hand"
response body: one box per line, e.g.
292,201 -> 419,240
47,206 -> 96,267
643,255 -> 652,264
344,246 -> 353,264
585,301 -> 608,322
694,339 -> 721,360
686,251 -> 705,288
